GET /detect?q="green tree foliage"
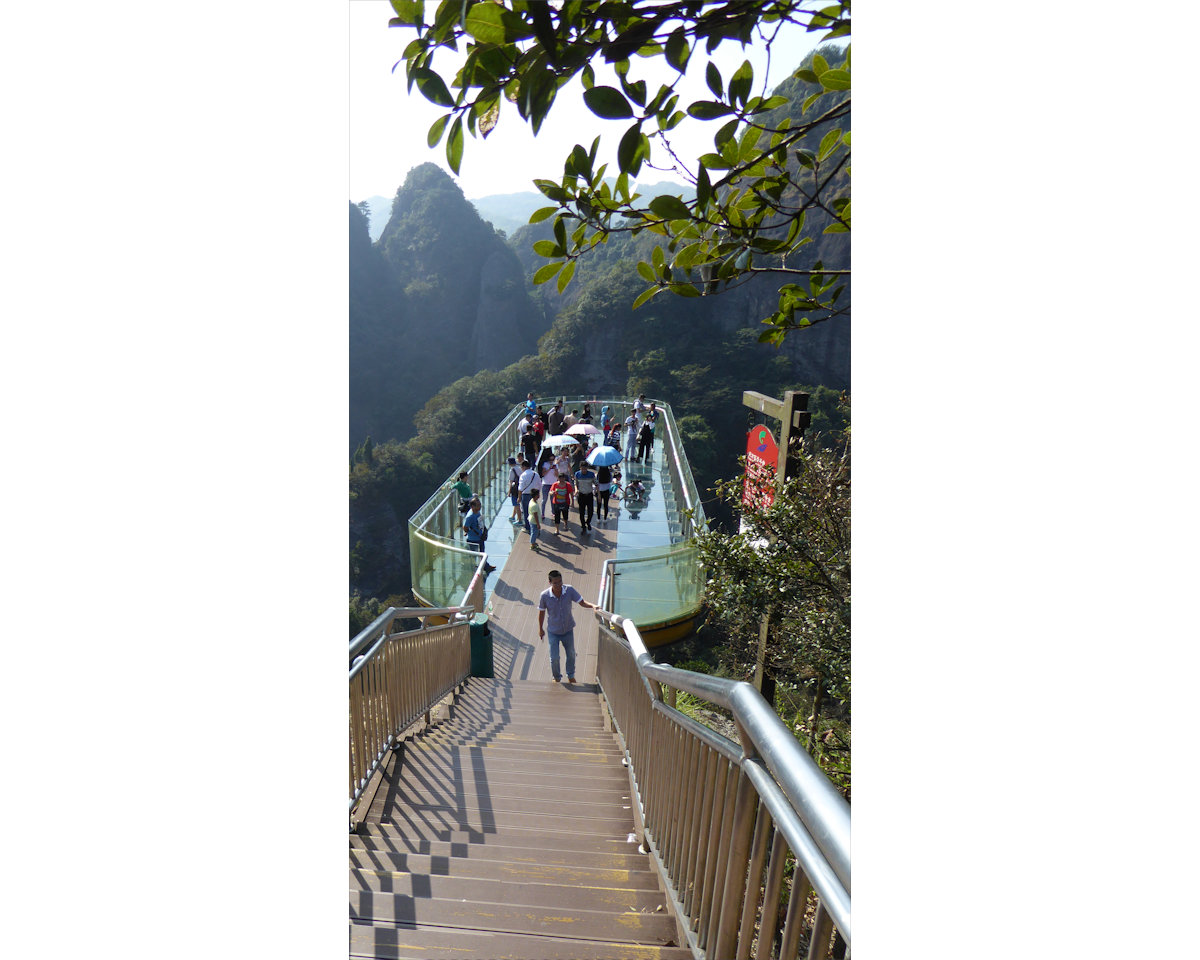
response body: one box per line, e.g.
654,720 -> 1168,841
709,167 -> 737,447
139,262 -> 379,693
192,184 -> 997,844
350,438 -> 439,596
350,594 -> 385,638
352,435 -> 375,466
388,0 -> 849,343
694,424 -> 850,781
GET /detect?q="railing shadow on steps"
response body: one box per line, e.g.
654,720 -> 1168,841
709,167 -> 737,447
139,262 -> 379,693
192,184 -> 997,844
595,609 -> 851,960
349,580 -> 485,818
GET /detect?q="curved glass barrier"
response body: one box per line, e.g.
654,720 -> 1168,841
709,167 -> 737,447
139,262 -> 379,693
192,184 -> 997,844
409,397 -> 707,639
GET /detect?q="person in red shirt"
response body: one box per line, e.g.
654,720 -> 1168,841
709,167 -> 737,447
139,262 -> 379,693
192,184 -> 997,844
548,472 -> 575,534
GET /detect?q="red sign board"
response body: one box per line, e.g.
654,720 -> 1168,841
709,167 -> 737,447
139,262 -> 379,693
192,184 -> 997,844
742,426 -> 778,510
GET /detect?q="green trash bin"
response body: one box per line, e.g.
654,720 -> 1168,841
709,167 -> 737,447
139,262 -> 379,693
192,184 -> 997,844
469,612 -> 493,678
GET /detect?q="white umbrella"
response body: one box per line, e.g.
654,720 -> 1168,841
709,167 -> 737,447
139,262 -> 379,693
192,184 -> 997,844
541,434 -> 579,447
565,423 -> 603,436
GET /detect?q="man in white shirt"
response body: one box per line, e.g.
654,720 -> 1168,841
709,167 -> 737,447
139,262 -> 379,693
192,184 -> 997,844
624,413 -> 639,462
517,458 -> 539,533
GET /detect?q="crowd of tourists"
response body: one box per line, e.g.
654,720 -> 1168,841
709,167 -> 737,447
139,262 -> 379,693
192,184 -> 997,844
454,395 -> 658,558
508,395 -> 660,550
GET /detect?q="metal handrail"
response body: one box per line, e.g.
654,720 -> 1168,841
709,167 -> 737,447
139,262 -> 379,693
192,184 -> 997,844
349,604 -> 476,663
348,614 -> 471,812
595,609 -> 851,958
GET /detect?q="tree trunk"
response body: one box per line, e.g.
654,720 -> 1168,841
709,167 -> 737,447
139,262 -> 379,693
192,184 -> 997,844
807,681 -> 824,753
754,606 -> 776,708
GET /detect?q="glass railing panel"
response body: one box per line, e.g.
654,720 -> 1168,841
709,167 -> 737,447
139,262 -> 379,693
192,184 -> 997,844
611,544 -> 702,628
409,529 -> 478,607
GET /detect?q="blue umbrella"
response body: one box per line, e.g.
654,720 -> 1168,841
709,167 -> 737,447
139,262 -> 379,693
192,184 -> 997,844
586,445 -> 622,466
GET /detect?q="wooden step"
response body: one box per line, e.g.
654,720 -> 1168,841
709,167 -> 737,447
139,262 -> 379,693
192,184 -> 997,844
349,868 -> 665,911
403,741 -> 619,765
388,769 -> 631,802
458,678 -> 601,693
392,760 -> 628,789
455,686 -> 604,704
349,920 -> 693,960
348,849 -> 662,889
420,715 -> 610,732
379,801 -> 634,835
439,695 -> 607,714
448,697 -> 605,716
350,835 -> 650,871
378,790 -> 634,821
397,746 -> 628,779
449,698 -> 604,716
349,892 -> 679,945
358,821 -> 641,853
410,727 -> 614,745
440,712 -> 606,732
399,750 -> 625,777
406,740 -> 620,760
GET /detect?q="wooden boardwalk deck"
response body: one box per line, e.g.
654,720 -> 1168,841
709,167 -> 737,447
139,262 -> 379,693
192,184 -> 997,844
349,513 -> 693,959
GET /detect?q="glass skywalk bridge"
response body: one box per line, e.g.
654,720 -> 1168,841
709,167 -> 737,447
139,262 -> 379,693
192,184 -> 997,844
408,397 -> 706,644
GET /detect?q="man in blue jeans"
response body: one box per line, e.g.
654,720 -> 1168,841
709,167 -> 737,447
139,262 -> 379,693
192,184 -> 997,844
536,569 -> 597,683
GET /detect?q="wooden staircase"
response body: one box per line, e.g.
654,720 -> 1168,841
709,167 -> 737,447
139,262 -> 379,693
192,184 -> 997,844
350,677 -> 692,960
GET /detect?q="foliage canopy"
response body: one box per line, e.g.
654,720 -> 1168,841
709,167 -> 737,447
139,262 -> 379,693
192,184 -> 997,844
388,0 -> 850,344
695,429 -> 850,707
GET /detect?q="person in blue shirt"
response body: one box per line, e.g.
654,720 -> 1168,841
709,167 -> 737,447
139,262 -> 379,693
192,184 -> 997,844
536,569 -> 597,683
461,499 -> 496,574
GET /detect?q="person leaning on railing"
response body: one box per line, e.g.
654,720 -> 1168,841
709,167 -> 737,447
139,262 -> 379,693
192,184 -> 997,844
537,569 -> 597,683
452,472 -> 473,526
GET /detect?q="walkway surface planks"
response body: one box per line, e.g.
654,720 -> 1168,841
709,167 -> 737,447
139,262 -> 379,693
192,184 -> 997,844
351,668 -> 691,959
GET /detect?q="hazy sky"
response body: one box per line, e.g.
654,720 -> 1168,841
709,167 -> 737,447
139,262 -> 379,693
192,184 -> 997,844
349,1 -> 832,201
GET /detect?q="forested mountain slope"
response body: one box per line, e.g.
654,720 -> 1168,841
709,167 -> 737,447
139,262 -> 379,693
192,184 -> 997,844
350,164 -> 551,449
350,47 -> 850,606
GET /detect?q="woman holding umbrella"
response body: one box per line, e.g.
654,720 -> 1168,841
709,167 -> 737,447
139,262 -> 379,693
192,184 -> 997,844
565,421 -> 602,474
586,443 -> 622,522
